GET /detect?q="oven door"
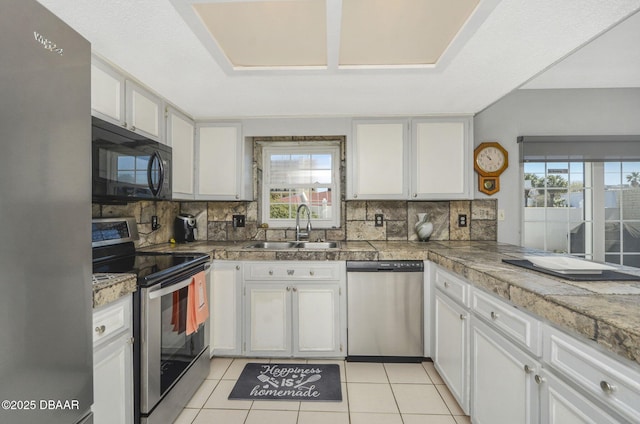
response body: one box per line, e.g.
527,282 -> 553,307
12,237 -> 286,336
140,270 -> 209,414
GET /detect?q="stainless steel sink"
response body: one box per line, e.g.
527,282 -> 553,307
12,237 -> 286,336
244,241 -> 340,249
245,241 -> 299,249
296,241 -> 340,249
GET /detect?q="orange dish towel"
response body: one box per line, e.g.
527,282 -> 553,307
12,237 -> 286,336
186,271 -> 209,335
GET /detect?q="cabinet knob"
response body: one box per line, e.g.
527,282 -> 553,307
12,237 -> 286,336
292,287 -> 297,292
353,194 -> 358,199
286,286 -> 291,291
235,194 -> 240,199
490,311 -> 499,320
310,271 -> 315,276
443,281 -> 450,288
236,265 -> 240,270
413,193 -> 418,198
269,270 -> 274,276
534,375 -> 544,385
524,364 -> 533,374
600,381 -> 616,394
459,314 -> 466,320
95,325 -> 106,335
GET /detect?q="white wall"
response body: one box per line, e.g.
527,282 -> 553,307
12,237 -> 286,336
474,87 -> 640,245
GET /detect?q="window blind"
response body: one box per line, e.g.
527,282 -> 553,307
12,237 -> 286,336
518,135 -> 640,162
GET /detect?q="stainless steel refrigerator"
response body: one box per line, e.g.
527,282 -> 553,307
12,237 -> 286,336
0,0 -> 93,423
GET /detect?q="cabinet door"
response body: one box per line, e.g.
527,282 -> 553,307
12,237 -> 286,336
210,262 -> 242,357
125,80 -> 163,141
292,284 -> 341,357
433,289 -> 469,413
245,283 -> 291,356
349,120 -> 409,199
167,107 -> 195,199
91,56 -> 125,125
471,317 -> 540,424
93,336 -> 133,424
540,370 -> 622,424
196,123 -> 252,200
411,117 -> 472,199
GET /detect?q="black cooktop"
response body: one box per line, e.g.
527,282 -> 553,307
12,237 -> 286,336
93,251 -> 209,287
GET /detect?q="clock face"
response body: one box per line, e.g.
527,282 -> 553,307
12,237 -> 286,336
476,146 -> 506,173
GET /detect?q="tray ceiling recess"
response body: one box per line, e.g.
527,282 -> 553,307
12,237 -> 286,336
171,0 -> 499,74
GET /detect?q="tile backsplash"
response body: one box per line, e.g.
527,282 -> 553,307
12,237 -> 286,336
93,199 -> 497,246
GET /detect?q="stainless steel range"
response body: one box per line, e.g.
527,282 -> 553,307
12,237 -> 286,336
92,217 -> 210,424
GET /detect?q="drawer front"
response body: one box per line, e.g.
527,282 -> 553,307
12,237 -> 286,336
93,295 -> 132,346
245,262 -> 340,281
544,325 -> 640,423
471,288 -> 541,356
434,267 -> 469,307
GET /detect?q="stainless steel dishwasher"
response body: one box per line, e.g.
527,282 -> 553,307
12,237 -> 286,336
347,260 -> 424,362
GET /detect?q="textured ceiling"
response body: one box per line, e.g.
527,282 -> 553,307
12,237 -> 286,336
36,0 -> 640,119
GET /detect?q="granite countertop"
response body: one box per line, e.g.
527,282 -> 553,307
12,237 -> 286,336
92,273 -> 137,309
140,240 -> 640,367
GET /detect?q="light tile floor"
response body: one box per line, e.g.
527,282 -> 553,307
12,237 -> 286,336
174,358 -> 471,424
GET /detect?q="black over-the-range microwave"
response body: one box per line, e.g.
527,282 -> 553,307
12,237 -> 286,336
92,116 -> 172,202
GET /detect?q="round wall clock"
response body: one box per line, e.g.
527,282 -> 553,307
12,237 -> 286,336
474,142 -> 508,195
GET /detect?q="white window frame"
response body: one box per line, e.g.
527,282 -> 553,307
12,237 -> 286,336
261,142 -> 341,229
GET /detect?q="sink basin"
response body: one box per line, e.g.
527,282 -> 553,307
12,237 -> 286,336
296,241 -> 340,249
244,241 -> 340,249
245,241 -> 298,249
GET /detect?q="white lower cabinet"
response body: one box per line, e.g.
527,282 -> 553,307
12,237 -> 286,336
92,295 -> 133,424
433,288 -> 469,413
430,263 -> 634,424
243,261 -> 345,358
539,370 -> 622,424
210,261 -> 242,357
245,282 -> 342,357
471,316 -> 540,424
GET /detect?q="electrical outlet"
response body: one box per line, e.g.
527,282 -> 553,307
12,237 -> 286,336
458,214 -> 467,228
151,215 -> 159,231
232,214 -> 245,228
498,209 -> 505,221
374,214 -> 384,227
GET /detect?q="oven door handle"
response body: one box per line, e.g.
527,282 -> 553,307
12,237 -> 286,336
147,276 -> 194,300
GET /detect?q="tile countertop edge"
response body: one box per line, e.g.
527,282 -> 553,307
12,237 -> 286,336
92,274 -> 137,309
425,244 -> 640,368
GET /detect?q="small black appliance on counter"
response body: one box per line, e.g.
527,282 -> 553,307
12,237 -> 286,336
174,213 -> 197,242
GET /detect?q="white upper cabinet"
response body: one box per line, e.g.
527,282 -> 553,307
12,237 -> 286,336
91,56 -> 164,143
196,122 -> 253,200
91,56 -> 125,125
348,117 -> 473,200
167,107 -> 195,200
124,81 -> 163,141
411,117 -> 473,199
349,119 -> 410,199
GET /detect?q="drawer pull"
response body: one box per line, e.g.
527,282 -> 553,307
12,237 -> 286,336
490,311 -> 499,320
600,381 -> 617,394
524,364 -> 533,374
95,325 -> 106,335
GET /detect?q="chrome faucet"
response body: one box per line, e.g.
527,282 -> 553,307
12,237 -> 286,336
295,204 -> 312,241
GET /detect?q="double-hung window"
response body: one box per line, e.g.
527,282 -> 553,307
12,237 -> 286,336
520,135 -> 640,267
262,143 -> 341,229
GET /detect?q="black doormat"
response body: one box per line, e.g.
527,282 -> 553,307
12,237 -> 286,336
228,363 -> 342,401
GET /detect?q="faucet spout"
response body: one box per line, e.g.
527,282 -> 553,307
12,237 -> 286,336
295,204 -> 312,241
